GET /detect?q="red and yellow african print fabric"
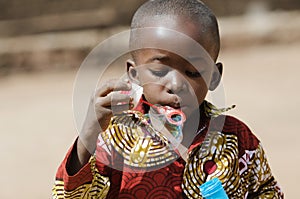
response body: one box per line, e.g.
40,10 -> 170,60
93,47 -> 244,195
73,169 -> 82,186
52,102 -> 283,198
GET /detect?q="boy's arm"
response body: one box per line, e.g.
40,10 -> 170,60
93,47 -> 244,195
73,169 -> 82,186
52,79 -> 132,198
52,138 -> 111,199
67,79 -> 132,174
247,143 -> 284,198
66,122 -> 100,175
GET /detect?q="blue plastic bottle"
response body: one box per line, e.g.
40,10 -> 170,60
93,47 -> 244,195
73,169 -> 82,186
199,178 -> 229,199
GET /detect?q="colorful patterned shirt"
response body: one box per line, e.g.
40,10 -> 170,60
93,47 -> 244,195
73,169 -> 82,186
52,101 -> 283,198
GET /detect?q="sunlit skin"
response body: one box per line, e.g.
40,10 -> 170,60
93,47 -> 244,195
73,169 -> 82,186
128,49 -> 209,117
67,15 -> 223,174
127,15 -> 223,119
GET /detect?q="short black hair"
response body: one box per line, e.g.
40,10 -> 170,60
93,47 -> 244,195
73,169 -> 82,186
130,0 -> 220,60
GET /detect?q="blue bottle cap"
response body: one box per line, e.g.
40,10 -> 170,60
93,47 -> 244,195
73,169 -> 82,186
199,178 -> 229,199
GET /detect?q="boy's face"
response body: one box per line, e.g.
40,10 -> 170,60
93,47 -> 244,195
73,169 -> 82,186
128,16 -> 222,117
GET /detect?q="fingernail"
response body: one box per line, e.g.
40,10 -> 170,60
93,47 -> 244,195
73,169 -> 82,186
127,83 -> 132,90
129,103 -> 134,109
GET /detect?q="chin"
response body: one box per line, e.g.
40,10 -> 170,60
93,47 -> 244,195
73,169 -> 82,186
181,106 -> 192,118
184,106 -> 200,118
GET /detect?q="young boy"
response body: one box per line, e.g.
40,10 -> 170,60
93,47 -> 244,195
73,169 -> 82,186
53,0 -> 283,198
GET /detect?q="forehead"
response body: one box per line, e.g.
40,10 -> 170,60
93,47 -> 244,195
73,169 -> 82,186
133,48 -> 203,63
133,48 -> 214,73
131,15 -> 215,60
145,15 -> 202,40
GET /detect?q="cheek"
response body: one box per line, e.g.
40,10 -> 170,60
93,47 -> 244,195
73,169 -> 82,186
142,84 -> 164,103
190,79 -> 209,103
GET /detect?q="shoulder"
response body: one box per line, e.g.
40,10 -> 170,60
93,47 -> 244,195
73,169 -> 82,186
222,115 -> 251,133
216,115 -> 261,152
203,101 -> 260,149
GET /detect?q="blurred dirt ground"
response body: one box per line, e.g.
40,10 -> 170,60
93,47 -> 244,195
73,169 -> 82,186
1,41 -> 299,199
1,12 -> 300,198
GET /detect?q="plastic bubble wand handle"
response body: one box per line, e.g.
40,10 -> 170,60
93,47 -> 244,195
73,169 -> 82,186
140,99 -> 186,126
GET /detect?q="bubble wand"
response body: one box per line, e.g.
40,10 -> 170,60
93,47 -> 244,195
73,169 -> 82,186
140,99 -> 186,126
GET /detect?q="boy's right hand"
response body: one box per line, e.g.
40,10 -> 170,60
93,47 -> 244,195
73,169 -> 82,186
92,79 -> 133,130
82,79 -> 133,149
68,79 -> 132,175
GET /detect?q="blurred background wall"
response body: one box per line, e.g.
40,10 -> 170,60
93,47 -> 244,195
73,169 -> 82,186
1,0 -> 300,75
0,1 -> 300,199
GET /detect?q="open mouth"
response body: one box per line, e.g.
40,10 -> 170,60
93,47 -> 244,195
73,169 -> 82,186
167,101 -> 182,109
168,103 -> 186,111
140,99 -> 186,126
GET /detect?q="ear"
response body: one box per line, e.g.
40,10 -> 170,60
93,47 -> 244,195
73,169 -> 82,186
209,62 -> 223,91
126,59 -> 140,84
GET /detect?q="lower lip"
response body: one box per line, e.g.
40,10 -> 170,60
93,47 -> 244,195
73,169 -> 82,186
180,106 -> 191,115
178,106 -> 187,112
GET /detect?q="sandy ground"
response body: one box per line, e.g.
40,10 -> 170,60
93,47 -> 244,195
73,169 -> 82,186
0,41 -> 299,198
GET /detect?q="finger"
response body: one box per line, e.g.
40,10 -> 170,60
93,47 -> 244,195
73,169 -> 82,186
95,98 -> 133,116
111,104 -> 133,114
95,103 -> 130,118
96,92 -> 133,108
93,106 -> 113,130
96,79 -> 132,97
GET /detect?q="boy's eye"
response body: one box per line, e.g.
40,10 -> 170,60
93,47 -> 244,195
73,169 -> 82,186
149,69 -> 169,77
185,70 -> 202,78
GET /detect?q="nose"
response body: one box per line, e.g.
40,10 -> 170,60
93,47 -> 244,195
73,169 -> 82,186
166,71 -> 187,94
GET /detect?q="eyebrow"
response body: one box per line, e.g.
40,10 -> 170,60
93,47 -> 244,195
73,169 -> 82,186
146,54 -> 170,63
186,56 -> 206,62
